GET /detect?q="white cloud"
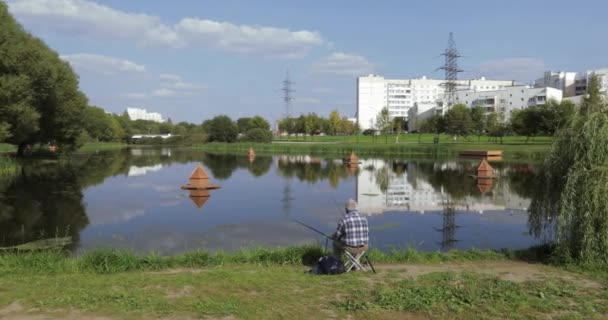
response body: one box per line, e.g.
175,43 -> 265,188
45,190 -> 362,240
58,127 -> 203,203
124,74 -> 205,100
159,74 -> 205,91
152,88 -> 177,98
310,52 -> 375,76
61,53 -> 146,75
8,0 -> 182,48
473,58 -> 545,83
8,0 -> 324,57
175,18 -> 323,58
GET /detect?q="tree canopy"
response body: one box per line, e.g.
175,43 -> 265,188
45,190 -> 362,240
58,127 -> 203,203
0,2 -> 88,155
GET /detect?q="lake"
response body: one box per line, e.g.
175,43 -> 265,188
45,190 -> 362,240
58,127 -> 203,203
0,148 -> 544,254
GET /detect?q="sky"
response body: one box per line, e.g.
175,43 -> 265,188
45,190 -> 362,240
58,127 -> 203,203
5,0 -> 607,124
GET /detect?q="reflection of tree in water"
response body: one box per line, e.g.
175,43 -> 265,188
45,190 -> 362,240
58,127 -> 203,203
374,165 -> 390,193
276,158 -> 353,187
412,161 -> 480,200
246,156 -> 273,177
201,153 -> 239,180
0,163 -> 89,250
200,153 -> 273,180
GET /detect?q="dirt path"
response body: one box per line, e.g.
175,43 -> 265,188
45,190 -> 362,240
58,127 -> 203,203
1,260 -> 604,320
373,260 -> 602,289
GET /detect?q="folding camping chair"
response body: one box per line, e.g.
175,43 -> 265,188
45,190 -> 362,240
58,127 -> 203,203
343,244 -> 369,272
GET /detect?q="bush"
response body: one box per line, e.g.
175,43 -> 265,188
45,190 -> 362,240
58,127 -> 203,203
241,128 -> 272,143
363,129 -> 377,136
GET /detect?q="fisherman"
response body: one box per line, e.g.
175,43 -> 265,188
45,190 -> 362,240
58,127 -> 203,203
331,198 -> 369,258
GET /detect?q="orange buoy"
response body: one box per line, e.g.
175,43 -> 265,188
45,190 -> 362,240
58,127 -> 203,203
181,163 -> 220,190
343,152 -> 360,166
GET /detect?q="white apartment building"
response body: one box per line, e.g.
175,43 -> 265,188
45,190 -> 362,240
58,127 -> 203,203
456,86 -> 563,120
126,107 -> 164,123
357,74 -> 516,130
534,71 -> 577,97
535,68 -> 608,97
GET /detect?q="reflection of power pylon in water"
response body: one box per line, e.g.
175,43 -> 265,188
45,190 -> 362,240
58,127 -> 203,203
281,181 -> 295,218
434,197 -> 460,250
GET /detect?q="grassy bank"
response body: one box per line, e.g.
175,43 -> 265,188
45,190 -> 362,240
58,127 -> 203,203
1,247 -> 606,319
197,137 -> 551,160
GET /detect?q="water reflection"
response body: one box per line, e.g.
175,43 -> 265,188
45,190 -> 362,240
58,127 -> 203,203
0,148 -> 544,253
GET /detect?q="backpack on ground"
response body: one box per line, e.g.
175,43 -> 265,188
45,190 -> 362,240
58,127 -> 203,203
309,255 -> 345,275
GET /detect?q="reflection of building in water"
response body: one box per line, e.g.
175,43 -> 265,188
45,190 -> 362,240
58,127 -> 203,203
130,148 -> 172,156
356,159 -> 531,215
128,164 -> 163,176
357,159 -> 446,215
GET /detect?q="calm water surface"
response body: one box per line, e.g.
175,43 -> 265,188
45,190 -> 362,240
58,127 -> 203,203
0,148 -> 543,254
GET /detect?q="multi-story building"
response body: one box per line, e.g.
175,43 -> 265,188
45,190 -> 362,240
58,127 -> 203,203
456,86 -> 563,120
357,74 -> 516,130
534,71 -> 577,97
535,68 -> 608,97
126,107 -> 164,123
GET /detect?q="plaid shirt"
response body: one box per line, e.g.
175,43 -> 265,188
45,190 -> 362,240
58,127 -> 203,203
333,210 -> 369,247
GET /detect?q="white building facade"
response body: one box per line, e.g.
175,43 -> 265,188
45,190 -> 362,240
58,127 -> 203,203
126,107 -> 164,123
357,74 -> 516,130
456,86 -> 563,120
535,68 -> 608,98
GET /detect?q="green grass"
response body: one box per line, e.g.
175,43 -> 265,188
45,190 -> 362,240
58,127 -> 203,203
0,143 -> 15,152
0,155 -> 19,176
0,247 -> 606,319
196,134 -> 551,160
0,246 -> 511,275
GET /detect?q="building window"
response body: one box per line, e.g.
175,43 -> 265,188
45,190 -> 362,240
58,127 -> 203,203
521,98 -> 524,101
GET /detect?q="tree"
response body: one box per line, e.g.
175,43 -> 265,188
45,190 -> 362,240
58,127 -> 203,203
249,116 -> 271,131
0,3 -> 87,155
82,106 -> 121,142
375,107 -> 391,134
328,110 -> 341,135
470,106 -> 486,141
486,112 -> 507,144
241,128 -> 272,143
529,75 -> 608,264
236,117 -> 253,134
444,104 -> 473,138
0,122 -> 10,141
204,115 -> 238,142
420,114 -> 445,135
510,108 -> 541,143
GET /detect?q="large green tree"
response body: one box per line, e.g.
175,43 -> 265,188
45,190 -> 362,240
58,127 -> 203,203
0,2 -> 88,155
470,106 -> 486,141
203,115 -> 238,142
444,104 -> 473,138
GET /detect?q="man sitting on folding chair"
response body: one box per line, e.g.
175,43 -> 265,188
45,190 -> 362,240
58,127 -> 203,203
331,199 -> 370,272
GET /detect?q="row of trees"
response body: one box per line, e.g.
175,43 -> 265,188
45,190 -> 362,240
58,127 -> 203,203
416,100 -> 576,142
0,2 -> 279,154
277,110 -> 358,139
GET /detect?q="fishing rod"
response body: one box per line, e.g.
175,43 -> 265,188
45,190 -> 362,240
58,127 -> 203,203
294,220 -> 333,254
294,220 -> 333,240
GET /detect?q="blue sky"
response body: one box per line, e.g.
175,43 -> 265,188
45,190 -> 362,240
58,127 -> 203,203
6,0 -> 606,123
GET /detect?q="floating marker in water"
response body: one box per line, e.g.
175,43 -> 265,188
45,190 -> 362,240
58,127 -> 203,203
181,163 -> 220,209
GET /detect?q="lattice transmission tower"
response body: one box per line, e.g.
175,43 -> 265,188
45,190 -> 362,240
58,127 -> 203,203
437,32 -> 463,110
281,70 -> 295,118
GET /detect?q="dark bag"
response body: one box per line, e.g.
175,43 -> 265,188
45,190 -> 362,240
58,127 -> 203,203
311,255 -> 345,275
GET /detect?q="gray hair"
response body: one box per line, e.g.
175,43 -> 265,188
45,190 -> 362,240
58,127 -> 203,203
345,198 -> 357,211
